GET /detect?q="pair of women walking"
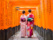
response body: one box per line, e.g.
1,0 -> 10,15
20,9 -> 34,38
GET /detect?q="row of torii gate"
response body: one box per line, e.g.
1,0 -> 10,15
0,0 -> 53,40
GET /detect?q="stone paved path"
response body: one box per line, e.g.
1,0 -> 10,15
9,30 -> 43,40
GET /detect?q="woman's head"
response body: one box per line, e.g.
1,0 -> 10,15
22,10 -> 25,14
28,9 -> 31,13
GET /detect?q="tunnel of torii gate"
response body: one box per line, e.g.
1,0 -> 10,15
0,0 -> 53,40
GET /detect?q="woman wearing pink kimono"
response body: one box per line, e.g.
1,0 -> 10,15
20,10 -> 27,38
27,9 -> 34,38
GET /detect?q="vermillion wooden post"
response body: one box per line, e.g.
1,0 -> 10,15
34,9 -> 38,32
40,0 -> 45,37
4,0 -> 10,40
15,7 -> 19,32
9,2 -> 13,37
51,0 -> 53,40
0,0 -> 6,40
33,10 -> 36,30
14,7 -> 17,33
0,0 -> 2,40
42,0 -> 47,39
35,7 -> 38,32
46,0 -> 52,40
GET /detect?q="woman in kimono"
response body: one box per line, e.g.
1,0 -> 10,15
27,9 -> 34,37
20,10 -> 27,38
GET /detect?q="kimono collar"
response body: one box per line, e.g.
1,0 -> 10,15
29,13 -> 32,15
22,14 -> 25,17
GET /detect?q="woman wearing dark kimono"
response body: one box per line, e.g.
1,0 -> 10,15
27,9 -> 34,37
20,10 -> 27,38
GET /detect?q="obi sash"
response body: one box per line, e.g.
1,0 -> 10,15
21,18 -> 26,22
27,18 -> 33,21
